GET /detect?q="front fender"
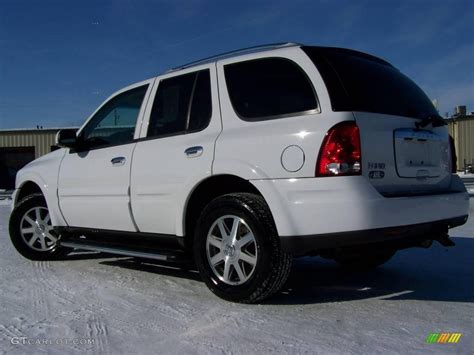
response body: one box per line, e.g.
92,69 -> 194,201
14,172 -> 67,227
14,171 -> 48,205
13,149 -> 68,227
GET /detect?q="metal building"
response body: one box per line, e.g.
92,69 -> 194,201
447,115 -> 474,171
0,128 -> 74,189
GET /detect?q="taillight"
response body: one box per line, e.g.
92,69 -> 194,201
316,121 -> 361,177
449,135 -> 457,173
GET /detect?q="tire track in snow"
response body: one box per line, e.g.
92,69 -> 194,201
30,259 -> 112,352
27,261 -> 85,351
32,260 -> 76,307
0,323 -> 25,339
31,261 -> 51,318
86,315 -> 110,355
0,323 -> 25,355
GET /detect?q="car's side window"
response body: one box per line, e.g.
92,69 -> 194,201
224,57 -> 318,121
80,85 -> 148,149
147,69 -> 212,138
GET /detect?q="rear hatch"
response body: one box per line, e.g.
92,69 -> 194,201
303,46 -> 452,196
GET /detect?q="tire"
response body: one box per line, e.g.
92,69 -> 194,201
335,250 -> 395,271
9,194 -> 70,261
194,193 -> 292,303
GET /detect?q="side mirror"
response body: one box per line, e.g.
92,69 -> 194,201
56,129 -> 78,148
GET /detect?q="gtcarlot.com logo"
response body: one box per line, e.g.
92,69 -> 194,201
11,337 -> 95,346
426,333 -> 462,344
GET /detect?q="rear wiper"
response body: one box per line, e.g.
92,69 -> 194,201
415,114 -> 447,129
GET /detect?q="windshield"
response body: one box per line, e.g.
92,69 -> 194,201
302,46 -> 439,119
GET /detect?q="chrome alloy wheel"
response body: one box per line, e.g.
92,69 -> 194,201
19,207 -> 57,252
206,215 -> 258,285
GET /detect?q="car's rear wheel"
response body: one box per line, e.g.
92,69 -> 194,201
194,193 -> 292,303
9,194 -> 70,260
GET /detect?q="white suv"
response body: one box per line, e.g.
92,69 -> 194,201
9,43 -> 469,303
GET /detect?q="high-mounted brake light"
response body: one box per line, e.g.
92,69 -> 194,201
316,121 -> 361,177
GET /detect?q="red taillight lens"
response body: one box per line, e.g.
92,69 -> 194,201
316,121 -> 361,177
449,135 -> 457,173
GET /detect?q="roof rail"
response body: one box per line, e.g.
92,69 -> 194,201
167,42 -> 301,73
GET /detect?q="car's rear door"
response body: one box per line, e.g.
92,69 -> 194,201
130,65 -> 221,236
58,81 -> 153,231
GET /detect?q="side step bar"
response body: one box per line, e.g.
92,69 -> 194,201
56,226 -> 192,263
61,241 -> 174,261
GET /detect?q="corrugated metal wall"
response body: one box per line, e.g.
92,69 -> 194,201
448,117 -> 474,169
0,130 -> 58,158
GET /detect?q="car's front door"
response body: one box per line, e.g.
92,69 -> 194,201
58,81 -> 153,231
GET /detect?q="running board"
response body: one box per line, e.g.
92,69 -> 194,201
60,240 -> 192,263
61,242 -> 164,261
56,226 -> 191,263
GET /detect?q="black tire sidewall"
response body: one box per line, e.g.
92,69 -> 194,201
9,195 -> 65,261
194,195 -> 278,302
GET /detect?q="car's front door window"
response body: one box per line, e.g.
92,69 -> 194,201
80,85 -> 148,149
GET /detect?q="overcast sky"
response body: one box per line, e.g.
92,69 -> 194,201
0,0 -> 473,129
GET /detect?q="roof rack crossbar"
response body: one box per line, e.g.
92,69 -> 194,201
167,42 -> 300,73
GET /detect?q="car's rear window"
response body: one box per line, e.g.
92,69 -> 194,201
302,46 -> 438,119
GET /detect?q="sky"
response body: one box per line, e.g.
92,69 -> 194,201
0,0 -> 473,129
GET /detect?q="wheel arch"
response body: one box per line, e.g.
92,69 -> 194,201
15,181 -> 44,205
13,174 -> 67,227
181,174 -> 266,249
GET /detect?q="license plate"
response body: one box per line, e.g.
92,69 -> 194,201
394,129 -> 444,178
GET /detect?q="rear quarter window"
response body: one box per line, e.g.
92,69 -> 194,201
224,57 -> 318,121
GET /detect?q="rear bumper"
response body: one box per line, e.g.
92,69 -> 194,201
251,175 -> 470,253
280,215 -> 468,254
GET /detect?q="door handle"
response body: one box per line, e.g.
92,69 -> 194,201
185,146 -> 203,158
111,156 -> 126,166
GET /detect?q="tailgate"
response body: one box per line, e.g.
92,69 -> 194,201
354,112 -> 452,196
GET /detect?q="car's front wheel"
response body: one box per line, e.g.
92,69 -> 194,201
194,193 -> 292,303
9,194 -> 70,260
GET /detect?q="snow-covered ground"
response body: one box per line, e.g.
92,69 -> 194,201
0,202 -> 473,354
459,174 -> 474,195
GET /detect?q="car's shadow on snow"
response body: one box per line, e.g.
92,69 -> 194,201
67,237 -> 473,305
268,236 -> 474,305
99,258 -> 202,282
